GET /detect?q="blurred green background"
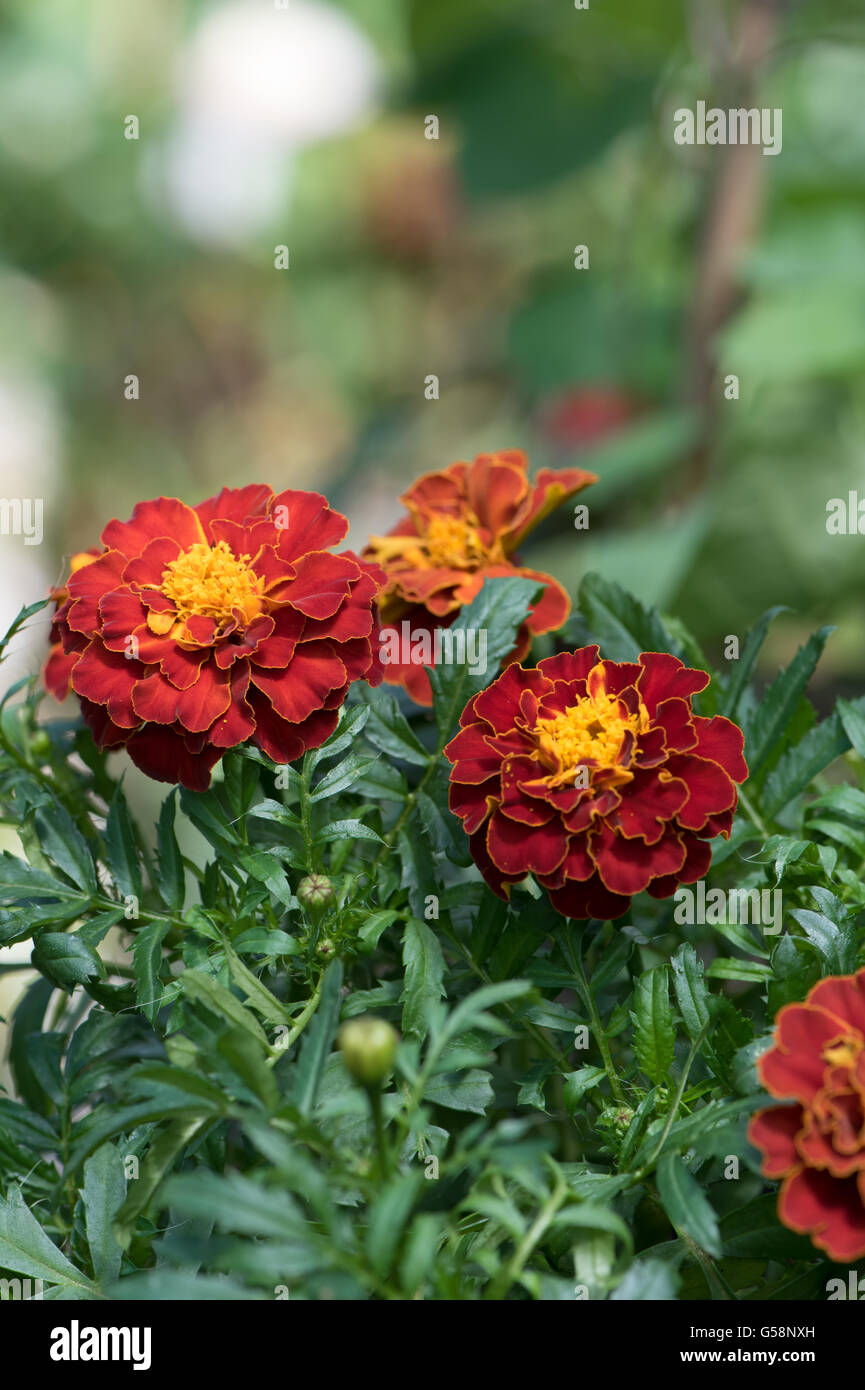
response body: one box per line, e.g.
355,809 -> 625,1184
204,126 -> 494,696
2,0 -> 865,703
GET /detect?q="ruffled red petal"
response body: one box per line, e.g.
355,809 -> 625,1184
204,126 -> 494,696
748,1105 -> 803,1178
759,1004 -> 852,1103
101,497 -> 206,559
778,1167 -> 865,1262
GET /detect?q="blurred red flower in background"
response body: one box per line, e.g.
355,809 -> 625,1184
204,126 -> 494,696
749,971 -> 865,1262
539,385 -> 639,453
45,486 -> 384,790
445,646 -> 747,920
363,450 -> 596,704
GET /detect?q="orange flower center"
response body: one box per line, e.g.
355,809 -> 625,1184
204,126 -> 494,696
535,691 -> 649,785
160,541 -> 263,630
422,514 -> 495,569
367,511 -> 505,579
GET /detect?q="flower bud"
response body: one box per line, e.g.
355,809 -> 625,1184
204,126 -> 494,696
297,874 -> 334,914
338,1016 -> 398,1088
316,936 -> 336,959
30,730 -> 51,757
599,1104 -> 635,1140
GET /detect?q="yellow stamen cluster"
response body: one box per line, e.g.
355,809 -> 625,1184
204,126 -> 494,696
535,690 -> 649,784
823,1038 -> 862,1071
422,514 -> 495,570
367,511 -> 504,577
160,541 -> 263,630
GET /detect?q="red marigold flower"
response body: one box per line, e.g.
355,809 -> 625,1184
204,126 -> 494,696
444,646 -> 747,920
44,486 -> 385,791
363,450 -> 596,705
748,971 -> 865,1262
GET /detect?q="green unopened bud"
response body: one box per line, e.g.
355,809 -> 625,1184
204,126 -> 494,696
297,874 -> 334,914
316,936 -> 336,959
338,1016 -> 398,1088
653,1085 -> 670,1114
30,730 -> 51,757
599,1104 -> 635,1140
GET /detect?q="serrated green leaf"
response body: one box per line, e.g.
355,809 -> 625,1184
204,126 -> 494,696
0,1186 -> 98,1294
237,848 -> 293,907
706,957 -> 771,983
366,1172 -> 423,1277
31,932 -> 105,991
746,627 -> 832,778
0,897 -> 91,947
400,917 -> 446,1040
578,572 -> 672,663
762,712 -> 849,816
357,687 -> 429,767
132,920 -> 170,1025
562,1066 -> 606,1113
358,909 -> 400,949
611,1257 -> 679,1300
517,1060 -> 555,1111
216,1027 -> 279,1109
656,1153 -> 721,1257
179,970 -> 271,1048
293,959 -> 344,1117
245,798 -> 302,832
720,606 -> 787,720
424,1069 -> 494,1113
306,704 -> 370,768
428,575 -> 540,740
790,907 -> 858,974
163,1171 -> 306,1240
112,1115 -> 206,1254
670,944 -> 710,1040
314,818 -> 383,845
837,694 -> 865,759
632,966 -> 675,1085
232,926 -> 301,957
156,790 -> 185,911
82,1142 -> 126,1285
223,940 -> 293,1027
31,803 -> 97,896
104,789 -> 142,902
309,754 -> 378,802
0,852 -> 84,903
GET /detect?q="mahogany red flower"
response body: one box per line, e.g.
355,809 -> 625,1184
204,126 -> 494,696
45,487 -> 384,790
748,971 -> 865,1262
363,450 -> 596,705
444,646 -> 747,920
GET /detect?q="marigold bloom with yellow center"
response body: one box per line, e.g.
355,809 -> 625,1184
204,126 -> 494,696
363,449 -> 596,704
444,646 -> 747,921
535,691 -> 651,788
44,486 -> 385,790
157,540 -> 265,633
749,970 -> 865,1262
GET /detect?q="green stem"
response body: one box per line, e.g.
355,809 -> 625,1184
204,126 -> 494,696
370,759 -> 437,871
367,1086 -> 392,1179
485,1169 -> 568,1300
633,1019 -> 711,1177
570,949 -> 626,1105
286,976 -> 325,1047
299,754 -> 317,873
683,1228 -> 737,1301
737,784 -> 769,840
0,726 -> 100,843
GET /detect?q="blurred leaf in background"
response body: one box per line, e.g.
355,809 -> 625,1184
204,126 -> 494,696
1,0 -> 865,703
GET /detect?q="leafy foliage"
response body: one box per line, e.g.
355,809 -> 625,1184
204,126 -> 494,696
1,578 -> 864,1302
